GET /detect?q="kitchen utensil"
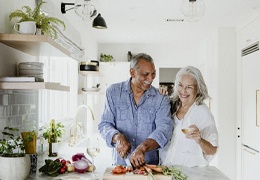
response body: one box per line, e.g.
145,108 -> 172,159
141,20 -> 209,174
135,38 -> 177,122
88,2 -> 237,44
80,61 -> 99,71
125,157 -> 131,167
18,64 -> 43,70
82,88 -> 100,92
18,69 -> 43,75
18,62 -> 44,68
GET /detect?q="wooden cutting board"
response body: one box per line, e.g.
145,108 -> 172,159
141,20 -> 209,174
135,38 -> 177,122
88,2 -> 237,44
103,167 -> 172,180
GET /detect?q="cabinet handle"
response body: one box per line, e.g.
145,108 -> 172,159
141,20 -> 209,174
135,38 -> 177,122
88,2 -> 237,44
244,148 -> 256,155
256,90 -> 259,127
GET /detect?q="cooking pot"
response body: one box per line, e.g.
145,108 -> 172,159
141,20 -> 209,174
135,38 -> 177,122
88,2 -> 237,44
80,61 -> 99,71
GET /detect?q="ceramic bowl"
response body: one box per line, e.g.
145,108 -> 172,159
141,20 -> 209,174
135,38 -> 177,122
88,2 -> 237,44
18,69 -> 43,75
18,62 -> 44,68
18,64 -> 43,70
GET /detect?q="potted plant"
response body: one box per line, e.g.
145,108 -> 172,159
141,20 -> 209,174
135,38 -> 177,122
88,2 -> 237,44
42,119 -> 65,157
9,1 -> 66,39
21,130 -> 37,154
0,127 -> 30,180
100,53 -> 114,62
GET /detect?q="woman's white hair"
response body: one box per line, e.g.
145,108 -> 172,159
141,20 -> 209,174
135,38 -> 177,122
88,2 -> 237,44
170,66 -> 210,114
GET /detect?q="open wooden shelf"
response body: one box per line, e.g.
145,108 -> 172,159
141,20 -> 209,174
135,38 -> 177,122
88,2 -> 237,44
0,82 -> 70,92
0,33 -> 70,57
78,90 -> 100,94
79,71 -> 100,76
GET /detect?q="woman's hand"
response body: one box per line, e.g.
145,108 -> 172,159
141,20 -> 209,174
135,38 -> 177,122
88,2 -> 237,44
159,85 -> 168,95
185,125 -> 201,143
186,125 -> 217,155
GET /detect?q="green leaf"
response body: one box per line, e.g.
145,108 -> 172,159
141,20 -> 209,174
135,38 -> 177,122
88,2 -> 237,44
8,1 -> 66,40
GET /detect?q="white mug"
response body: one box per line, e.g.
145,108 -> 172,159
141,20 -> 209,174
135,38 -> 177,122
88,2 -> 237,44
13,21 -> 36,35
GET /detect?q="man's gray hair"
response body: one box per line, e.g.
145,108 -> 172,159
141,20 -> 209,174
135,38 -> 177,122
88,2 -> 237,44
130,53 -> 154,70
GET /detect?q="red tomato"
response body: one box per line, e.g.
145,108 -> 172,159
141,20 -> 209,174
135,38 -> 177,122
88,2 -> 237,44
59,167 -> 66,174
111,165 -> 127,174
62,165 -> 67,170
61,159 -> 66,165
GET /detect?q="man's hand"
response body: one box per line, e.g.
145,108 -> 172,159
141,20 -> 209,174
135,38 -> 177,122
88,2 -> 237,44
130,138 -> 159,168
130,144 -> 146,167
113,133 -> 131,159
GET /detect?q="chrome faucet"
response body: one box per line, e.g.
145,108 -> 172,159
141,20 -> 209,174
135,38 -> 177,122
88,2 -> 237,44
69,104 -> 95,146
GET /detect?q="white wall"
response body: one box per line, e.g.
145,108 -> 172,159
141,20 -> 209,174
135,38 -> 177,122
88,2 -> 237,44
98,42 -> 205,87
217,28 -> 236,180
99,42 -> 202,65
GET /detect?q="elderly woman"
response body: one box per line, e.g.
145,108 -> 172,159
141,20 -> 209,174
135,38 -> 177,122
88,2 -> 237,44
159,66 -> 218,167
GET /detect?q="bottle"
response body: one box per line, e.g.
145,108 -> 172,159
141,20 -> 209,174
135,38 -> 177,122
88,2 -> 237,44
127,51 -> 132,62
48,119 -> 58,157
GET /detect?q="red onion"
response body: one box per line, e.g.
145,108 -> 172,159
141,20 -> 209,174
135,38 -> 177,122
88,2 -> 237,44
72,153 -> 92,164
72,153 -> 86,162
74,159 -> 89,173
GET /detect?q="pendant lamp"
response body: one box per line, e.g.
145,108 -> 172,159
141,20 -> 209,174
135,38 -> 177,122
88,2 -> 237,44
74,0 -> 97,20
92,13 -> 107,29
180,0 -> 205,22
61,1 -> 108,29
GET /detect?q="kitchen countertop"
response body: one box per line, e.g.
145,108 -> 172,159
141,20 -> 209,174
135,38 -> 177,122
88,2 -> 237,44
28,165 -> 230,180
103,166 -> 230,180
27,142 -> 230,180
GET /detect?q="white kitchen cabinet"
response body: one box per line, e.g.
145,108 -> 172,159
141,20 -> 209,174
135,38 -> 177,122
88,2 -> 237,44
241,49 -> 260,150
237,18 -> 260,49
239,15 -> 260,180
241,146 -> 260,180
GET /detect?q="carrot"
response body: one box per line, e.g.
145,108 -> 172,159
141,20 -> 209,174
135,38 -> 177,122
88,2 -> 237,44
143,165 -> 152,173
145,164 -> 157,168
150,167 -> 162,173
145,164 -> 163,172
143,165 -> 156,180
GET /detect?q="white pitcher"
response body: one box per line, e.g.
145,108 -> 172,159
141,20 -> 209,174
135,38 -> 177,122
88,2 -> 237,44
13,21 -> 36,35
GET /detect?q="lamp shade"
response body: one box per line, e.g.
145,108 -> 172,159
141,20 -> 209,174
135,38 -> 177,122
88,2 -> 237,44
92,13 -> 107,29
74,0 -> 96,20
180,0 -> 205,22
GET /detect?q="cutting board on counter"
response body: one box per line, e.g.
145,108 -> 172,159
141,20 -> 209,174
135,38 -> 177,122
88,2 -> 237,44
103,167 -> 172,180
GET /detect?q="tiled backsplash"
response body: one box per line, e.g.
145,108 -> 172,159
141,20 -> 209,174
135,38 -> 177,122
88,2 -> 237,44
0,89 -> 39,139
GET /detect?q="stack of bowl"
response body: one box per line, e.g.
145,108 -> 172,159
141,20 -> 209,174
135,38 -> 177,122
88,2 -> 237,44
18,62 -> 44,81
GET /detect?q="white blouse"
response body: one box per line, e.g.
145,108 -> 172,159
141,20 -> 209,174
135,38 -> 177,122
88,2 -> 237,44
159,102 -> 218,167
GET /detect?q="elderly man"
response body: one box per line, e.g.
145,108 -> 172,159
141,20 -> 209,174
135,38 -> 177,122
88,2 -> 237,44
98,53 -> 173,167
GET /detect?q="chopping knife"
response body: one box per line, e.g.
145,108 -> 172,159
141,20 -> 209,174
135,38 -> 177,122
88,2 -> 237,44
125,157 -> 131,167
